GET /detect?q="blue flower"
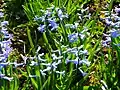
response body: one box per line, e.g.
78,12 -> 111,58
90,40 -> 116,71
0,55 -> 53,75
0,40 -> 12,62
102,41 -> 108,47
0,74 -> 5,77
13,62 -> 24,68
68,33 -> 78,43
20,54 -> 28,64
115,7 -> 120,14
66,57 -> 90,66
4,34 -> 13,39
65,23 -> 78,29
105,18 -> 113,26
80,50 -> 88,55
1,76 -> 13,81
78,33 -> 85,39
48,19 -> 58,31
0,62 -> 9,71
1,27 -> 8,32
113,21 -> 120,28
57,9 -> 63,19
1,21 -> 9,27
55,71 -> 65,75
79,69 -> 87,77
0,54 -> 6,62
111,30 -> 120,38
37,25 -> 46,33
56,9 -> 68,20
45,10 -> 52,17
30,61 -> 38,66
0,12 -> 4,18
34,16 -> 45,22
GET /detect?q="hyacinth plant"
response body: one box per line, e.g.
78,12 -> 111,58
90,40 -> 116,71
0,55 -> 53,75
0,0 -> 120,90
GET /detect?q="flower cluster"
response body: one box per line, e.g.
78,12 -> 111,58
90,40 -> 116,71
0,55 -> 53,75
34,5 -> 68,33
100,6 -> 120,28
100,4 -> 120,47
0,74 -> 13,81
20,46 -> 65,76
17,44 -> 89,78
77,6 -> 91,23
0,21 -> 12,63
63,45 -> 89,65
68,26 -> 89,43
0,11 -> 13,81
101,33 -> 111,47
65,22 -> 79,29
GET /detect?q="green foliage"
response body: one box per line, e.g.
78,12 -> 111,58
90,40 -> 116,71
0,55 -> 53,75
1,0 -> 120,90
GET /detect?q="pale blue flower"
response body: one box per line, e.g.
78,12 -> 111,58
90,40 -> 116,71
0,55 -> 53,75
1,27 -> 8,36
0,73 -> 13,81
0,40 -> 12,48
37,25 -> 46,33
111,30 -> 120,38
68,33 -> 78,43
34,16 -> 45,22
41,60 -> 61,74
14,62 -> 24,68
102,36 -> 111,47
57,9 -> 63,19
115,7 -> 120,14
78,33 -> 85,39
45,10 -> 52,17
0,62 -> 9,71
40,70 -> 46,76
9,62 -> 24,68
42,67 -> 51,72
0,40 -> 12,62
48,19 -> 58,31
65,23 -> 78,29
4,34 -> 13,39
113,21 -> 120,28
30,61 -> 38,66
2,76 -> 13,81
80,50 -> 88,55
79,69 -> 87,76
56,9 -> 68,20
0,54 -> 7,62
105,18 -> 113,26
0,12 -> 4,17
37,54 -> 46,62
52,53 -> 63,60
20,54 -> 28,64
0,74 -> 5,77
102,41 -> 108,47
0,62 -> 9,66
55,71 -> 65,75
66,57 -> 90,66
1,21 -> 9,27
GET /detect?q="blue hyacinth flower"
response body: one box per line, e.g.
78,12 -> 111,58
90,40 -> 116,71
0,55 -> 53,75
68,33 -> 78,43
111,30 -> 120,38
0,12 -> 4,18
1,21 -> 9,27
48,19 -> 58,31
37,25 -> 46,33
